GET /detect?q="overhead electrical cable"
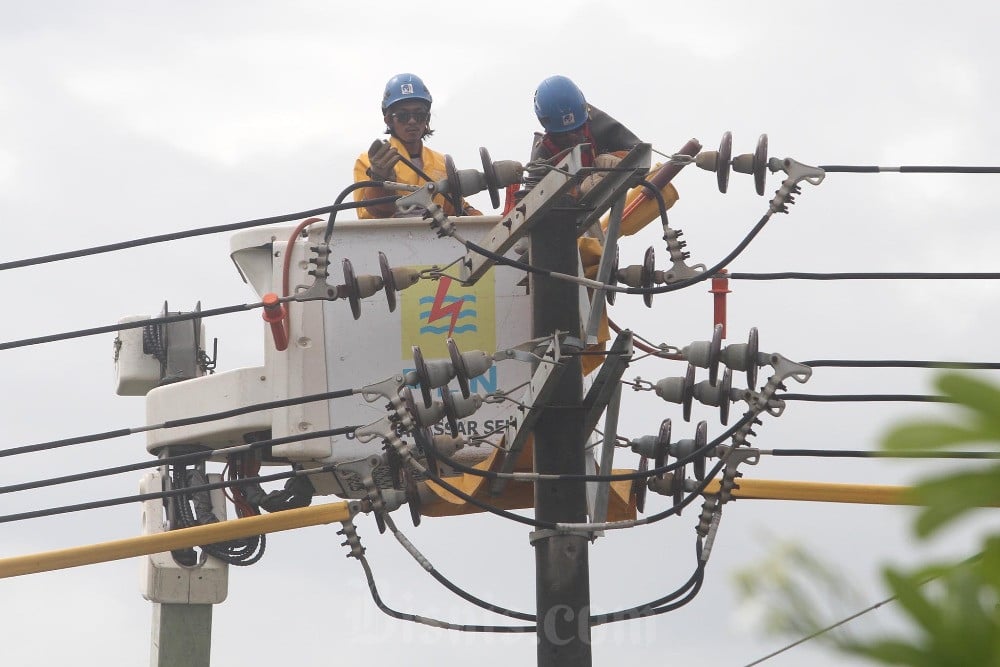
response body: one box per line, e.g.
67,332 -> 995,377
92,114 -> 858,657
818,164 -> 1000,173
780,393 -> 949,403
0,193 -> 395,273
803,359 -> 1000,370
0,459 -> 346,524
0,425 -> 359,495
728,271 -> 1000,280
0,387 -> 357,458
763,449 -> 1000,460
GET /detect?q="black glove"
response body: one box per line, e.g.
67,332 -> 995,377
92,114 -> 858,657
367,139 -> 401,181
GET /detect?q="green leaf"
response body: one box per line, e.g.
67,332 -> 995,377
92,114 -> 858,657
883,422 -> 987,451
845,638 -> 933,666
937,373 -> 1000,432
910,468 -> 1000,537
883,567 -> 941,633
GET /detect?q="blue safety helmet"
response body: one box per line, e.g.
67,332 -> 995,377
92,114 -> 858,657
382,73 -> 433,112
534,75 -> 588,133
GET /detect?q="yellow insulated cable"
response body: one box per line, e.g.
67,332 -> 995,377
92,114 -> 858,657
703,478 -> 927,505
0,500 -> 354,580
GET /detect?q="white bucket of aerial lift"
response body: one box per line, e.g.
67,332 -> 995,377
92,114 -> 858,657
144,216 -> 532,498
139,470 -> 228,604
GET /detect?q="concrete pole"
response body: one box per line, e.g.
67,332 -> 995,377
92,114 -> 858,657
530,209 -> 591,667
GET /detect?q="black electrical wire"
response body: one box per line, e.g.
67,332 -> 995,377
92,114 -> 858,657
0,299 -> 266,352
0,461 -> 338,524
766,449 -> 1000,459
355,554 -> 535,633
0,426 -> 357,495
324,181 -> 393,243
383,512 -> 704,628
803,359 -> 1000,370
818,165 -> 1000,173
0,196 -> 395,273
0,387 -> 356,458
728,271 -> 1000,280
780,393 -> 950,403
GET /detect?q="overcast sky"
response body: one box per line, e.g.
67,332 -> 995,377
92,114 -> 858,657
3,2 -> 1000,666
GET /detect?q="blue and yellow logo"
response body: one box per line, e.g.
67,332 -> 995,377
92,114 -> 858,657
401,271 -> 495,360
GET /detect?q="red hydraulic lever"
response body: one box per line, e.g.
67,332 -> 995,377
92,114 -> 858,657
262,292 -> 289,351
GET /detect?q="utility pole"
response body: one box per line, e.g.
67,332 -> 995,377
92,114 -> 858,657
530,206 -> 591,667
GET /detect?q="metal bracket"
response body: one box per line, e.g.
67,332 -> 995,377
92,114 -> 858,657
583,196 -> 625,345
358,374 -> 406,403
581,331 -> 634,437
489,339 -> 567,495
460,147 -> 584,285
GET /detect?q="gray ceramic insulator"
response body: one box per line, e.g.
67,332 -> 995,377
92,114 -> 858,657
430,434 -> 466,457
356,274 -> 383,299
692,379 -> 724,407
670,438 -> 697,459
459,350 -> 493,379
422,359 -> 456,389
695,151 -> 719,172
493,160 -> 524,187
448,393 -> 484,419
720,343 -> 750,371
654,376 -> 687,404
683,340 -> 714,369
731,153 -> 755,174
414,400 -> 446,427
630,435 -> 659,458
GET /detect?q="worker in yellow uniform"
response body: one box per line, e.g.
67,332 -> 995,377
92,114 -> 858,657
354,73 -> 480,219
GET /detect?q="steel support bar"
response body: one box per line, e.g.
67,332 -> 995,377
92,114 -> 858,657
590,382 -> 622,527
0,500 -> 354,579
530,208 -> 591,667
583,195 -> 625,345
700,478 -> 1000,505
490,339 -> 566,496
461,147 -> 583,284
580,331 -> 634,436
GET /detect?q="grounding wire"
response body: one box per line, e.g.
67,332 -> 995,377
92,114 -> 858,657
0,425 -> 359,495
0,387 -> 357,458
0,191 -> 396,273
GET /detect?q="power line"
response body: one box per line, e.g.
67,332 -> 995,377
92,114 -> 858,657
780,393 -> 949,403
0,425 -> 359,495
0,190 -> 396,272
0,387 -> 356,458
818,164 -> 1000,173
729,271 -> 1000,280
803,359 -> 1000,370
764,449 -> 1000,460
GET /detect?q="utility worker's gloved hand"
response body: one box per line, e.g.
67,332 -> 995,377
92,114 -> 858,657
367,139 -> 401,182
580,153 -> 623,196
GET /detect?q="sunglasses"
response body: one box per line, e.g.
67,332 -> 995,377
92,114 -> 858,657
391,111 -> 430,123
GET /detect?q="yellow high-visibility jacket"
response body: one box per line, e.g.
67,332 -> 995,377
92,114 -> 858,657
353,136 -> 480,219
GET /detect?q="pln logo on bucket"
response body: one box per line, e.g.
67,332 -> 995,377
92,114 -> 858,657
401,273 -> 495,359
